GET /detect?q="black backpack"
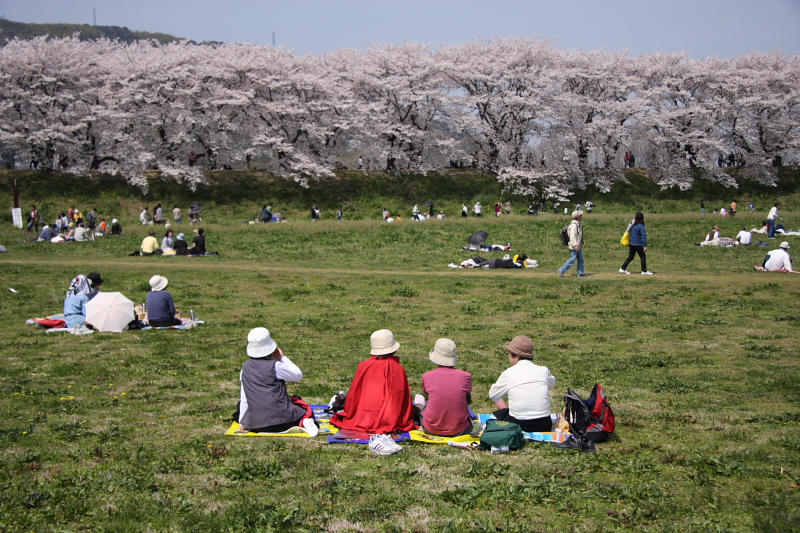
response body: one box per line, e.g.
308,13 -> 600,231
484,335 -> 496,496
559,224 -> 570,246
564,385 -> 616,443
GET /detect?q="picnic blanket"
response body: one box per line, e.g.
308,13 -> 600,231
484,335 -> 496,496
754,266 -> 800,273
142,319 -> 204,330
226,405 -> 338,437
29,314 -> 66,328
327,430 -> 410,444
27,315 -> 204,331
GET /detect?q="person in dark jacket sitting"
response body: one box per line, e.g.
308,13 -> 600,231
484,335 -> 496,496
145,275 -> 182,327
187,228 -> 206,255
173,233 -> 189,255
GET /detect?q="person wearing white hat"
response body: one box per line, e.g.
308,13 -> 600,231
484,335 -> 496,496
764,241 -> 793,272
330,329 -> 415,434
235,328 -> 318,435
145,275 -> 182,327
110,218 -> 122,235
417,338 -> 474,437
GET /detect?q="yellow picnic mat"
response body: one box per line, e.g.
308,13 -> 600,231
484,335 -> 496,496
408,429 -> 480,445
225,420 -> 339,437
226,405 -> 339,437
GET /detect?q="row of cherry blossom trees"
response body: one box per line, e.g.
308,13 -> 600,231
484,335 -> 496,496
0,36 -> 797,195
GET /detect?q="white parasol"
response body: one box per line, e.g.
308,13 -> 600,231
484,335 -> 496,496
85,292 -> 135,332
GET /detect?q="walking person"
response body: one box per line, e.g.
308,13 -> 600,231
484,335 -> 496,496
619,212 -> 653,275
26,205 -> 40,233
558,210 -> 586,277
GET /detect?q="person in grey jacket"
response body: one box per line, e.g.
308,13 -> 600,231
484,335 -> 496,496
235,328 -> 318,436
620,212 -> 653,275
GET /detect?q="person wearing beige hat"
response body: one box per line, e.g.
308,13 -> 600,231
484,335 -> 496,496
488,335 -> 556,432
417,338 -> 474,437
764,241 -> 793,271
330,329 -> 415,434
145,275 -> 182,327
557,210 -> 586,277
235,327 -> 318,436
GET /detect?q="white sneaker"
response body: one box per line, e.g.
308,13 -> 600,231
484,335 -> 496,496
369,434 -> 403,455
619,269 -> 630,275
642,271 -> 654,275
302,417 -> 319,437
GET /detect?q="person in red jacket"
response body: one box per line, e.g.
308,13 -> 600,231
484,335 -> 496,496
330,329 -> 415,434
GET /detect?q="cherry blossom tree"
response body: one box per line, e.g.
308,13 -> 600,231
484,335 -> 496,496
0,36 -> 797,193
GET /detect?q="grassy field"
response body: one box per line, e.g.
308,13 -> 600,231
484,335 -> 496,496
1,171 -> 799,532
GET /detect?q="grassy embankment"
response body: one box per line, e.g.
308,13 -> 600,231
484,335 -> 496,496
0,168 -> 798,532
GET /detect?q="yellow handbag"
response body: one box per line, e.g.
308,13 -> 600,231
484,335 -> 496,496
620,220 -> 633,246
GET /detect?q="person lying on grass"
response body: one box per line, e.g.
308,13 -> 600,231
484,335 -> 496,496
450,254 -> 533,268
234,327 -> 318,436
330,329 -> 416,435
415,338 -> 474,437
489,335 -> 556,433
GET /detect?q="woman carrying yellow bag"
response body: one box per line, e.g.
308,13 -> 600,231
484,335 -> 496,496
620,212 -> 653,275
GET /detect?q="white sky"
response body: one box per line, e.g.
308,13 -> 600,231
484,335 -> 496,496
1,0 -> 798,58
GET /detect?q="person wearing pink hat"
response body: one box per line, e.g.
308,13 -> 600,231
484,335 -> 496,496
330,329 -> 415,434
235,327 -> 318,436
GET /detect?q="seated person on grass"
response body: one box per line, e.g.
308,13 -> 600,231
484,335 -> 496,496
174,233 -> 189,255
234,327 -> 318,435
141,232 -> 160,255
110,218 -> 123,235
330,329 -> 416,434
39,225 -> 57,242
736,227 -> 752,245
416,338 -> 474,437
69,223 -> 93,242
145,275 -> 182,327
63,273 -> 102,329
489,335 -> 555,433
764,241 -> 793,272
187,228 -> 206,255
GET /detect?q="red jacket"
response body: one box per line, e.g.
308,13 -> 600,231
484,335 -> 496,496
330,355 -> 415,434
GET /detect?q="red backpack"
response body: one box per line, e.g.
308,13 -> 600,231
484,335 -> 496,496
564,384 -> 616,443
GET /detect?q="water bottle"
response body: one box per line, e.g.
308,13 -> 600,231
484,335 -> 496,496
490,445 -> 509,454
190,309 -> 195,321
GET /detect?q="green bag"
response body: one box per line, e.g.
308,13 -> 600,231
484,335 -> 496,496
478,419 -> 525,451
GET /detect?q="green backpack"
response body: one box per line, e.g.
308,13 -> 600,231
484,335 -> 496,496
478,419 -> 525,451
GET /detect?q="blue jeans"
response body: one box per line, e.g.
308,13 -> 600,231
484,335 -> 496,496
768,219 -> 775,239
559,248 -> 584,275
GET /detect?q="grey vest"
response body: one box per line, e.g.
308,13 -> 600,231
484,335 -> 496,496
240,358 -> 306,430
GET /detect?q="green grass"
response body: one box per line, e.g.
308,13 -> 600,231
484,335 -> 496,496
1,173 -> 799,532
